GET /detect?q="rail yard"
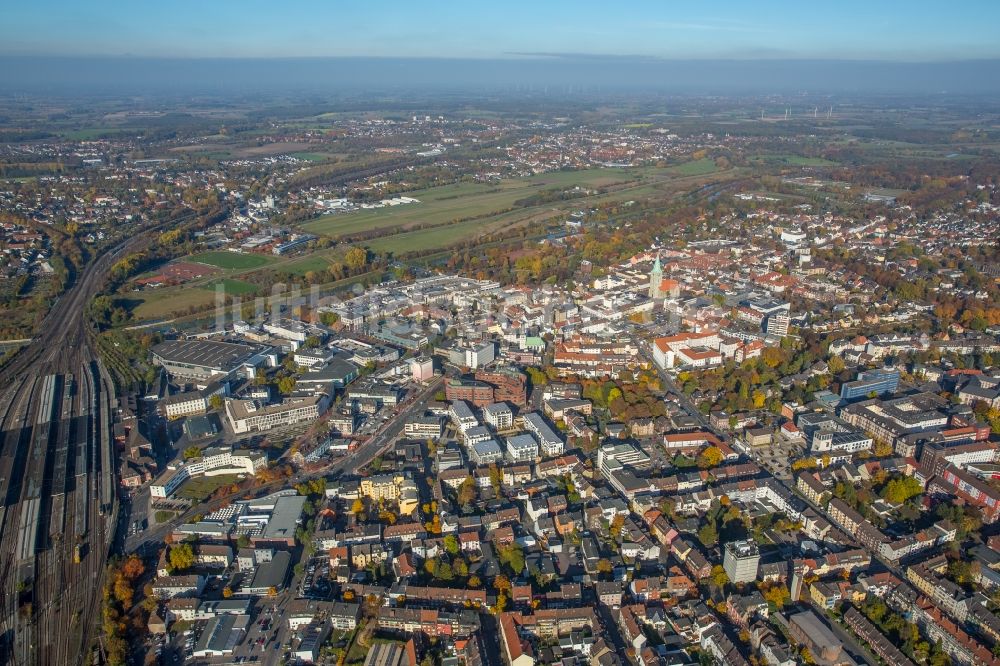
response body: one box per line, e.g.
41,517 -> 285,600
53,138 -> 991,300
0,358 -> 118,665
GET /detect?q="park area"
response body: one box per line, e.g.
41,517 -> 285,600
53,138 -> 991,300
175,474 -> 241,502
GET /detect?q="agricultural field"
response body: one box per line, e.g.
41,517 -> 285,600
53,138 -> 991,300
188,251 -> 274,270
58,127 -> 133,141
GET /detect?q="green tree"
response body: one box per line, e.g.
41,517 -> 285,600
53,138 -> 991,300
434,560 -> 454,581
710,565 -> 729,587
498,543 -> 525,575
489,463 -> 503,489
698,521 -> 718,548
880,476 -> 923,504
277,376 -> 297,395
457,476 -> 477,506
697,446 -> 724,470
443,534 -> 459,556
345,247 -> 368,270
525,367 -> 548,388
827,355 -> 845,375
168,543 -> 195,572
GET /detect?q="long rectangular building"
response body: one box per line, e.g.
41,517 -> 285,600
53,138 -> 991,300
225,394 -> 329,434
151,339 -> 269,382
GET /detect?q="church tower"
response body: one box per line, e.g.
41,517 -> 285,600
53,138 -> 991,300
648,253 -> 663,299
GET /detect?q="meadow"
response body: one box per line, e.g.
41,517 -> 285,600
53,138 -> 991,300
301,167 -> 645,238
201,278 -> 258,296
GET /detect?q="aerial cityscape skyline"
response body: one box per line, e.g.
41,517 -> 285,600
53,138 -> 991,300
1,4 -> 999,666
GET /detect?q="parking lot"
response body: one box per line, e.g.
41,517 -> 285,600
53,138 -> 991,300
298,556 -> 332,599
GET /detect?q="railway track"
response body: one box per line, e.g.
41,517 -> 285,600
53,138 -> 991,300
0,359 -> 119,666
0,375 -> 38,665
0,212 -> 212,664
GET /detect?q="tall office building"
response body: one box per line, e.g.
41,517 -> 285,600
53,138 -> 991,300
723,540 -> 760,584
839,368 -> 900,402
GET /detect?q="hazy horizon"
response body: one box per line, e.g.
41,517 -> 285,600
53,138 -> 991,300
5,1 -> 999,61
3,54 -> 1000,96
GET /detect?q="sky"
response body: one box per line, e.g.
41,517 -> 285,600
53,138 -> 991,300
2,0 -> 999,61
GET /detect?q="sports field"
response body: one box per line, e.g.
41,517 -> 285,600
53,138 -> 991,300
189,251 -> 274,270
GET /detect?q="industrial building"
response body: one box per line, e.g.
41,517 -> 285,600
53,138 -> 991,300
151,339 -> 273,383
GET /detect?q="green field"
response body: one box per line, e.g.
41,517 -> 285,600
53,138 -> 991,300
177,474 -> 240,501
132,287 -> 219,320
127,164 -> 739,321
131,249 -> 340,318
201,278 -> 258,295
280,254 -> 336,275
666,158 -> 719,176
189,251 -> 273,270
59,128 -> 132,141
301,168 -> 642,238
756,154 -> 839,167
365,219 -> 499,255
290,151 -> 332,162
154,510 -> 179,524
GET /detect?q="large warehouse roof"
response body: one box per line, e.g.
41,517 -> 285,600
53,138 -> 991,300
152,339 -> 261,372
